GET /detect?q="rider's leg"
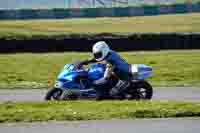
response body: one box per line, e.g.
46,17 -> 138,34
110,80 -> 130,96
109,68 -> 130,96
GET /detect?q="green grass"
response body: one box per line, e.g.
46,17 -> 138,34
0,50 -> 200,89
0,101 -> 200,123
0,13 -> 200,38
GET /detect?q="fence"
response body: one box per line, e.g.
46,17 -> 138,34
0,3 -> 200,19
0,0 -> 198,9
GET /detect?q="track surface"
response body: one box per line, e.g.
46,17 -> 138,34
0,87 -> 200,101
0,88 -> 200,133
0,118 -> 200,133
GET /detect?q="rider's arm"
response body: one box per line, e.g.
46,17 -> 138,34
103,64 -> 112,78
81,58 -> 97,66
73,58 -> 97,70
93,64 -> 112,85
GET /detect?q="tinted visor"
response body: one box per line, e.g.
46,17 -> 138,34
94,52 -> 102,60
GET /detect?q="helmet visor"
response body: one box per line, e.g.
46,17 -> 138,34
94,52 -> 102,60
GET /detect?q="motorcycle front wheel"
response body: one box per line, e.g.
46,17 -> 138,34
44,88 -> 63,101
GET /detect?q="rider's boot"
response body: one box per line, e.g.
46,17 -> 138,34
110,80 -> 130,96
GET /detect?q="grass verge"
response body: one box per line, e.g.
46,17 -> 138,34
0,101 -> 200,123
0,50 -> 200,89
0,13 -> 200,38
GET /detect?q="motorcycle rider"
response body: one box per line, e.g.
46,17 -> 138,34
80,41 -> 130,96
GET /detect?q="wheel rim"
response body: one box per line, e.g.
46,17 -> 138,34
137,87 -> 147,99
52,90 -> 62,100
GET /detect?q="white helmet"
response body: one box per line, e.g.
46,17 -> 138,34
92,41 -> 110,61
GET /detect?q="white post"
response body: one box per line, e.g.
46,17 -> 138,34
68,0 -> 71,8
92,0 -> 96,8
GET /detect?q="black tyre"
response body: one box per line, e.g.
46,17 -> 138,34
44,88 -> 63,101
129,81 -> 153,100
95,88 -> 107,101
94,85 -> 110,101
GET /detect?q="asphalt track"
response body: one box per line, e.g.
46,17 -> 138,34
0,87 -> 200,101
0,118 -> 200,133
0,88 -> 200,133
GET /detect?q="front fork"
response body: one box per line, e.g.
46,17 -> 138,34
54,81 -> 73,100
54,80 -> 88,100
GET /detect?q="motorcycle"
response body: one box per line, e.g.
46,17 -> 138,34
45,62 -> 153,101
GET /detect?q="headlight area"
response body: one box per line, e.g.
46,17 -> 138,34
54,81 -> 64,88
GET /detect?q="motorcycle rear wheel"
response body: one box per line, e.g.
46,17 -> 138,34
128,80 -> 153,100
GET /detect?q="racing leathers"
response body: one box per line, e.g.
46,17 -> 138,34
81,50 -> 130,96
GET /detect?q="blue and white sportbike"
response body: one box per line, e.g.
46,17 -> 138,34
45,62 -> 153,100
